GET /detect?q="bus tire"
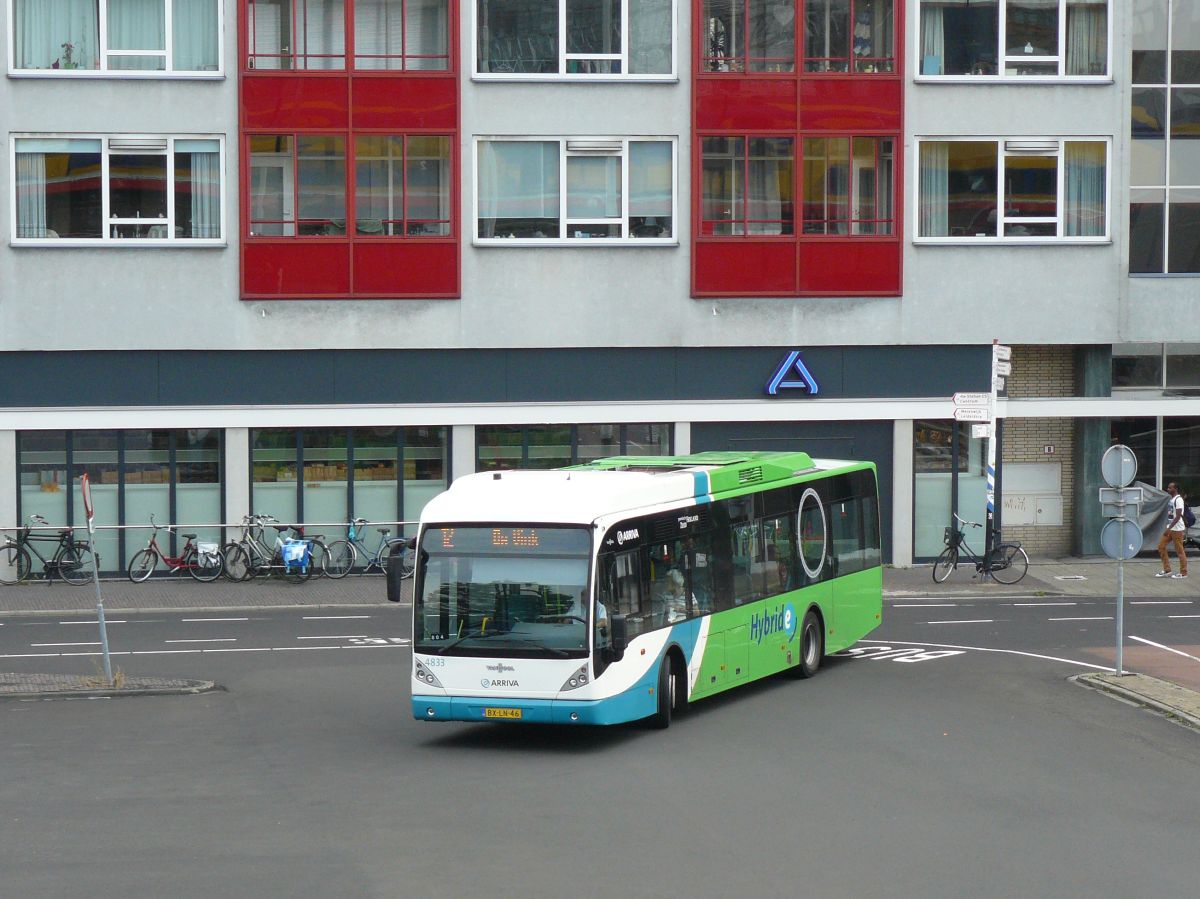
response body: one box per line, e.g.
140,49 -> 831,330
796,608 -> 824,679
650,654 -> 683,729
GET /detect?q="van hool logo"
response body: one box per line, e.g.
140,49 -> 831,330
486,663 -> 515,674
616,527 -> 640,545
749,603 -> 797,645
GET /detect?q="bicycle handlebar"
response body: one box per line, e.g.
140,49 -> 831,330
953,513 -> 983,529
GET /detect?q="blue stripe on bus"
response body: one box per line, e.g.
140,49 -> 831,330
414,631 -> 699,726
692,471 -> 710,502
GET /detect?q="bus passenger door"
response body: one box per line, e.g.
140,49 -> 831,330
726,625 -> 749,683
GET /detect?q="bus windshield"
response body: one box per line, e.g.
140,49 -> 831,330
414,525 -> 592,658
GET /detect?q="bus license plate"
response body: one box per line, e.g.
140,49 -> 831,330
484,708 -> 522,719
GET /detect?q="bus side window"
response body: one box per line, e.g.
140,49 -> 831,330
831,499 -> 864,576
762,514 -> 794,595
602,549 -> 645,639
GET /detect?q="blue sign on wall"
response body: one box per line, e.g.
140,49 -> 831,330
765,351 -> 819,396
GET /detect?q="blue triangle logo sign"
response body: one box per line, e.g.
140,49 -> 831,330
766,351 -> 819,396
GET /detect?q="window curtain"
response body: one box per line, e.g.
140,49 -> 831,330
301,0 -> 345,69
406,0 -> 449,69
15,154 -> 48,238
918,142 -> 950,236
1065,0 -> 1106,76
1064,142 -> 1106,236
173,0 -> 219,70
14,0 -> 99,70
478,141 -> 559,238
354,0 -> 404,68
630,0 -> 672,73
190,148 -> 222,238
108,0 -> 166,69
920,3 -> 944,74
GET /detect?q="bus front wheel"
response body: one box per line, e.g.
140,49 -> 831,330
650,655 -> 684,729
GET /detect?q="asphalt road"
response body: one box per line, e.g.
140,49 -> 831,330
2,601 -> 1198,898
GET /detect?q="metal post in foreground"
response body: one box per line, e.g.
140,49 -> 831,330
80,474 -> 113,686
1115,558 -> 1124,676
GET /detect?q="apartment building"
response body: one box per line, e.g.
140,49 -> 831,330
0,1 -> 1195,571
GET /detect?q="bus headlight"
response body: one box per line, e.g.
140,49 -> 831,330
415,660 -> 443,689
559,664 -> 590,692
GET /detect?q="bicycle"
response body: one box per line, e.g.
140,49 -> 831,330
127,515 -> 224,583
0,514 -> 98,586
322,518 -> 412,580
223,514 -> 313,584
932,513 -> 1029,585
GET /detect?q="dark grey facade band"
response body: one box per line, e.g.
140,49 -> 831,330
0,346 -> 991,408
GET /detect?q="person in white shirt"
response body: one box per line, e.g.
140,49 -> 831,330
1155,482 -> 1189,579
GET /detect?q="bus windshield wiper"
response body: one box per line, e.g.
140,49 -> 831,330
429,631 -> 568,657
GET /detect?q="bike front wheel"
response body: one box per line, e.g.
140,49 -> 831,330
0,543 -> 32,585
223,544 -> 253,582
322,540 -> 355,579
127,548 -> 159,583
932,547 -> 958,583
381,540 -> 415,579
59,544 -> 97,586
186,546 -> 224,583
989,544 -> 1030,584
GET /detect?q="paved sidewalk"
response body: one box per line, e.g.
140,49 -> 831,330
1,559 -> 1197,727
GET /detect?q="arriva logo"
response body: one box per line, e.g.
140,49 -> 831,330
749,604 -> 797,645
616,528 -> 639,545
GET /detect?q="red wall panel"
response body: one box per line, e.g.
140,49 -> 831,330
352,242 -> 458,297
694,241 -> 798,296
695,80 -> 798,132
797,241 -> 901,295
351,77 -> 457,130
799,79 -> 903,132
242,76 -> 349,130
244,243 -> 352,297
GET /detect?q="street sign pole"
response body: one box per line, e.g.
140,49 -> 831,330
983,341 -> 1009,580
80,474 -> 113,686
1099,446 -> 1142,677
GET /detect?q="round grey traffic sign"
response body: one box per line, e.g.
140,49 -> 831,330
1100,517 -> 1142,561
1101,444 -> 1138,488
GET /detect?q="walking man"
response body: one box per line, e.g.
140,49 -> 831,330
1155,482 -> 1189,579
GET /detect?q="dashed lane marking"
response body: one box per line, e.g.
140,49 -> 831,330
928,619 -> 994,625
1048,616 -> 1113,622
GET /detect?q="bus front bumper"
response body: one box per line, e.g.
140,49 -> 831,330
412,691 -> 653,726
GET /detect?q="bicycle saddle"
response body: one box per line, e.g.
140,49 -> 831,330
182,533 -> 197,539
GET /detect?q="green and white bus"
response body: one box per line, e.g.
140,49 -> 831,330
410,451 -> 882,727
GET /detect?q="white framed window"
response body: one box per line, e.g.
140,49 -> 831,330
11,135 -> 225,245
915,137 -> 1109,243
9,0 -> 223,76
916,0 -> 1109,80
475,137 -> 676,243
474,0 -> 675,80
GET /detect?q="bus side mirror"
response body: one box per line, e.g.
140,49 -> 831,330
609,614 -> 627,660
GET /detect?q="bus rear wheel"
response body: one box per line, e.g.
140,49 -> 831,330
796,608 -> 823,679
650,654 -> 684,729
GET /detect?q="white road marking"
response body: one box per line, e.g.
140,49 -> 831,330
302,615 -> 371,620
182,617 -> 249,622
1129,635 -> 1200,664
298,635 -> 369,640
1130,601 -> 1194,605
59,620 -> 126,625
1013,602 -> 1076,607
165,638 -> 236,644
31,642 -> 101,647
928,619 -> 994,625
858,638 -> 1112,671
0,643 -> 407,659
892,603 -> 958,608
1048,617 -> 1112,622
1168,614 -> 1200,619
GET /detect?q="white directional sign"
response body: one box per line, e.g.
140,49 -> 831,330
995,360 -> 1012,376
954,406 -> 991,422
993,344 -> 1012,361
993,376 -> 1006,391
971,424 -> 990,439
953,392 -> 991,407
